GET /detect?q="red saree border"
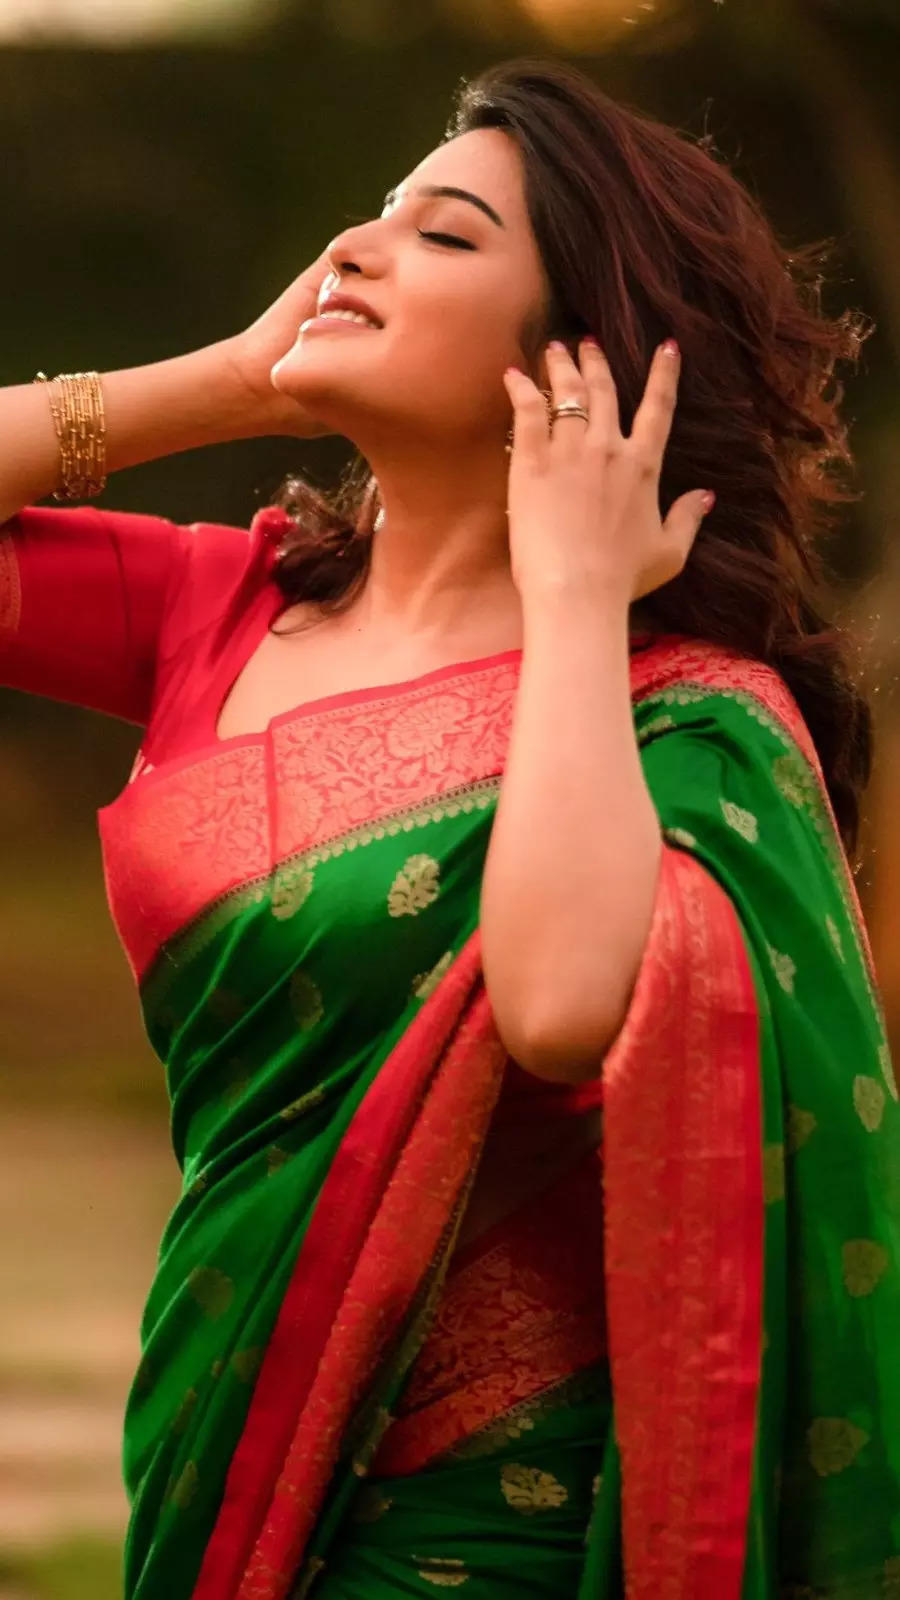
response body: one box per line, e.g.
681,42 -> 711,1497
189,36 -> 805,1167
191,932 -> 508,1600
238,977 -> 506,1598
603,842 -> 764,1598
102,627 -> 870,1004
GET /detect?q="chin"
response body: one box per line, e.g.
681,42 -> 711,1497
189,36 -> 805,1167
273,344 -> 368,397
271,351 -> 311,394
269,373 -> 369,446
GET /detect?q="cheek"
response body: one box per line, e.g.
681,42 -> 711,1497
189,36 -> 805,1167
396,273 -> 523,352
388,301 -> 522,384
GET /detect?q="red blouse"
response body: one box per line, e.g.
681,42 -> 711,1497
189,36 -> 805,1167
0,502 -> 292,748
0,500 -> 609,1126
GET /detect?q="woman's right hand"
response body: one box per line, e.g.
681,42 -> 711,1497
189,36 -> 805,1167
226,248 -> 336,439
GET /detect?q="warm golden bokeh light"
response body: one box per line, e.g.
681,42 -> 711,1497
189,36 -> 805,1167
516,0 -> 666,47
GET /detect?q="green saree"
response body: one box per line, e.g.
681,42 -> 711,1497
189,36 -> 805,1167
85,558 -> 898,1596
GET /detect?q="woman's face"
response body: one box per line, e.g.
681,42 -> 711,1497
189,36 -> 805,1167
271,128 -> 551,448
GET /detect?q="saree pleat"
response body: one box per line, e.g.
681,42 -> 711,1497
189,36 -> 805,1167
82,621 -> 899,1600
193,930 -> 509,1598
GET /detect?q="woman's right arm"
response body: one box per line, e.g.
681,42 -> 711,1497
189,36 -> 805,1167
0,253 -> 335,721
0,340 -> 279,525
0,245 -> 335,523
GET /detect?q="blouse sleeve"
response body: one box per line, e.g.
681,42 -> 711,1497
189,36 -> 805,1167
0,503 -> 248,726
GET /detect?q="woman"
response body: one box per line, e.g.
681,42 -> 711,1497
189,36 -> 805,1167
1,55 -> 898,1600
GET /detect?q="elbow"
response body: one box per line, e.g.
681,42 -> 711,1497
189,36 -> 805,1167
501,990 -> 630,1086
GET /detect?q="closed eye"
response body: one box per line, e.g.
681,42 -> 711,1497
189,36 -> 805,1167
416,229 -> 476,251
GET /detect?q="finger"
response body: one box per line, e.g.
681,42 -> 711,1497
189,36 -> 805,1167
629,339 -> 680,470
503,366 -> 551,460
580,337 -> 619,440
631,487 -> 711,602
662,488 -> 715,555
545,340 -> 590,409
545,340 -> 590,449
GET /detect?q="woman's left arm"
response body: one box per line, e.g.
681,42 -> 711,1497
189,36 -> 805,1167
479,577 -> 663,1081
480,337 -> 713,1082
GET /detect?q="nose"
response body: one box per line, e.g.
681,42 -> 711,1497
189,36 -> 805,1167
324,214 -> 387,281
319,232 -> 365,307
325,234 -> 363,283
326,249 -> 362,280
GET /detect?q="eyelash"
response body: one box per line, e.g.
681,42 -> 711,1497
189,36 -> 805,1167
416,229 -> 475,250
349,208 -> 476,249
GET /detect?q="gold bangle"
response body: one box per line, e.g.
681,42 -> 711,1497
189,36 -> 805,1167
34,370 -> 107,501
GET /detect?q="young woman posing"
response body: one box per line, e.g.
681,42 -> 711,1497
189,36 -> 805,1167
2,56 -> 898,1600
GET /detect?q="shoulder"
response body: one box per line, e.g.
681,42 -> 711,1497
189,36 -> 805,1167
629,632 -> 818,774
629,633 -> 832,864
160,505 -> 290,647
630,633 -> 886,1031
170,503 -> 292,574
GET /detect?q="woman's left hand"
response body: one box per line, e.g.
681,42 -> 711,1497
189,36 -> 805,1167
502,337 -> 714,604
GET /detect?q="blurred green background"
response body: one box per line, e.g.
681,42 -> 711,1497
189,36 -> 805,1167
1,0 -> 899,1593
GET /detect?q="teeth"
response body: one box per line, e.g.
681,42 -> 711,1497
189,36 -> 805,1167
319,309 -> 379,328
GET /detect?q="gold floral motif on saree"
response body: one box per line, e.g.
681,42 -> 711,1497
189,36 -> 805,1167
806,1417 -> 870,1477
498,1463 -> 569,1515
853,1074 -> 886,1132
413,1556 -> 471,1587
841,1239 -> 890,1298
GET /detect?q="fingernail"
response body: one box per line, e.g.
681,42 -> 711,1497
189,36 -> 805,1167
661,338 -> 680,358
548,340 -> 567,352
700,490 -> 716,513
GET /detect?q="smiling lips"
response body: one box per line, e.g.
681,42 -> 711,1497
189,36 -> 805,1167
313,289 -> 379,326
300,309 -> 381,334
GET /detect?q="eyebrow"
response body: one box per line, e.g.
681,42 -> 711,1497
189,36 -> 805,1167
382,184 -> 506,229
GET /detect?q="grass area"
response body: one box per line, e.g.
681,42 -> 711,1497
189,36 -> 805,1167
0,1108 -> 175,1591
0,1536 -> 121,1600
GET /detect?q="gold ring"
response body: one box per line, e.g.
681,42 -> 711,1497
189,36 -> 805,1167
550,401 -> 589,423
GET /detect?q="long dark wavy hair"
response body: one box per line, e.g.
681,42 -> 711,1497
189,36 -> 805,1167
266,57 -> 875,865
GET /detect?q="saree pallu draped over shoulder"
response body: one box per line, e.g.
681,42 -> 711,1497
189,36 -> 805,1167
90,613 -> 900,1600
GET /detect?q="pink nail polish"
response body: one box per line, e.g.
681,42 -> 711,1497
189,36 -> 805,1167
661,339 -> 680,358
700,490 -> 716,513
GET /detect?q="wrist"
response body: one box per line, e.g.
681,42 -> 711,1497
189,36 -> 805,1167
98,338 -> 277,478
520,568 -> 633,629
212,336 -> 282,440
219,333 -> 332,441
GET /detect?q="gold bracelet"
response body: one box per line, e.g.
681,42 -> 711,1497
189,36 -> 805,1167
34,370 -> 107,501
